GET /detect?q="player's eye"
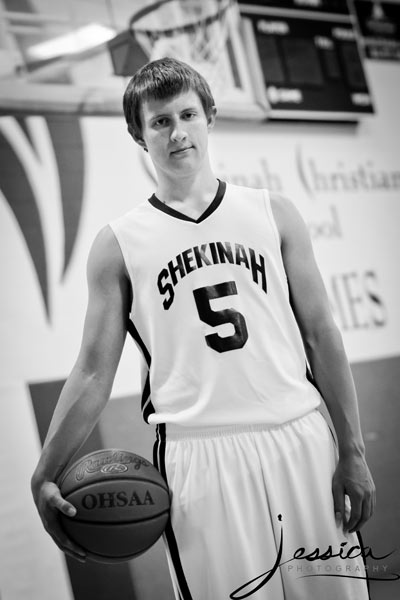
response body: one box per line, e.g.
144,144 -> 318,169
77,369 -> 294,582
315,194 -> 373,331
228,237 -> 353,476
182,112 -> 196,120
153,117 -> 169,127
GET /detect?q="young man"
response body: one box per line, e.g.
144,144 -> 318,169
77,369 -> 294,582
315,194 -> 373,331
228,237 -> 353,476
32,58 -> 375,599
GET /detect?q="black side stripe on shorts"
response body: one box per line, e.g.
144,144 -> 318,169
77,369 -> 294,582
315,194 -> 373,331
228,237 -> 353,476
127,319 -> 155,423
154,424 -> 193,600
356,530 -> 371,600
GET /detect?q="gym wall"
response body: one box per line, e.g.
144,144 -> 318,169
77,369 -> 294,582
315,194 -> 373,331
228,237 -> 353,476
0,59 -> 399,599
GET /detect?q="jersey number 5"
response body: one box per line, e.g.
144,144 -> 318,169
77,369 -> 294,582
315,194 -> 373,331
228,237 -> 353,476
193,281 -> 248,353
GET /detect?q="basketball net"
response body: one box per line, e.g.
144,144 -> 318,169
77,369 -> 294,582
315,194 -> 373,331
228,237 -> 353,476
129,0 -> 240,101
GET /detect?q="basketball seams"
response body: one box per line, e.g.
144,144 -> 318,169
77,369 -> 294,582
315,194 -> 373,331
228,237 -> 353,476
62,509 -> 170,527
84,548 -> 152,562
63,476 -> 169,493
60,467 -> 168,494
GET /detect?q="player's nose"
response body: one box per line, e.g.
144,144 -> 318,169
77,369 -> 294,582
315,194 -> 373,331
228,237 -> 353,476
170,119 -> 187,143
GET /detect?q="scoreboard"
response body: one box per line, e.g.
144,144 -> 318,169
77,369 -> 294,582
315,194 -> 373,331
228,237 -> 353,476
239,0 -> 375,120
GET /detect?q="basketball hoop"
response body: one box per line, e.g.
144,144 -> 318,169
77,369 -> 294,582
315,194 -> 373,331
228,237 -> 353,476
128,0 -> 240,101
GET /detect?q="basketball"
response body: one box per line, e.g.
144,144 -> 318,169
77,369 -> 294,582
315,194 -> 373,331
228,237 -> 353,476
58,449 -> 170,563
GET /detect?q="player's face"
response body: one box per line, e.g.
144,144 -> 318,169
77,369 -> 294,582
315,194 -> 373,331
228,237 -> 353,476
139,89 -> 216,178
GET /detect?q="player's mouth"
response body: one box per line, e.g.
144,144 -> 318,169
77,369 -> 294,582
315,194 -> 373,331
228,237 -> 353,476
170,146 -> 193,156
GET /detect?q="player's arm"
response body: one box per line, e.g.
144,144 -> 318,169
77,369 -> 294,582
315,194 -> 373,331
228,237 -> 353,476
31,225 -> 131,561
270,193 -> 375,533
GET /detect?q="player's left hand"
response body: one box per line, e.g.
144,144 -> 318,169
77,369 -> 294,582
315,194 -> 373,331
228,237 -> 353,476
332,453 -> 376,534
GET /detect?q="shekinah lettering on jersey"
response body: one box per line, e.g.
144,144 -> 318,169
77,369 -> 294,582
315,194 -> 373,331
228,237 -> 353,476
157,241 -> 267,310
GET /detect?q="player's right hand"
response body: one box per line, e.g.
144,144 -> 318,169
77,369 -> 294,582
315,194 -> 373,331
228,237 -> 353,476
31,478 -> 87,563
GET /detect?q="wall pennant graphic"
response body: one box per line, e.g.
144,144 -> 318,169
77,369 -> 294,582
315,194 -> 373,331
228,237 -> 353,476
45,115 -> 85,281
0,115 -> 85,321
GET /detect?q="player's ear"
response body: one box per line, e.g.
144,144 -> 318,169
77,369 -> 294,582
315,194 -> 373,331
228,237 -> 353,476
207,106 -> 217,131
128,126 -> 148,152
134,136 -> 149,152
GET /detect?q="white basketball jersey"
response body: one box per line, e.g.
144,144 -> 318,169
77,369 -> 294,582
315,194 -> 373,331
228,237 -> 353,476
110,181 -> 321,428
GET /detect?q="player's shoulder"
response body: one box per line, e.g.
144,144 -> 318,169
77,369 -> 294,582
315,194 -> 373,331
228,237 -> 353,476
226,182 -> 290,209
226,181 -> 265,200
269,192 -> 311,247
225,181 -> 268,213
269,191 -> 296,216
92,223 -> 120,248
87,225 -> 127,280
226,182 -> 295,208
225,183 -> 298,236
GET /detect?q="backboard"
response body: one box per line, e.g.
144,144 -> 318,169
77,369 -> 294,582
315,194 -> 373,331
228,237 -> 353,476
0,0 -> 269,121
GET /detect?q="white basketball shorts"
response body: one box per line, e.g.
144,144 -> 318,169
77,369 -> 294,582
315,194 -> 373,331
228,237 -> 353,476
154,409 -> 370,600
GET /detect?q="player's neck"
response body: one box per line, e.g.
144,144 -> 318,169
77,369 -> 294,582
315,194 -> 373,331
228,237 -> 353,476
155,163 -> 219,217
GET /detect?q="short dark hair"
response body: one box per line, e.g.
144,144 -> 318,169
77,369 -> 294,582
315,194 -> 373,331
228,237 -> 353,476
123,57 -> 215,140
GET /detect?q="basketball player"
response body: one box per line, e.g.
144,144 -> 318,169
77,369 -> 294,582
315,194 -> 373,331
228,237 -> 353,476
31,58 -> 375,599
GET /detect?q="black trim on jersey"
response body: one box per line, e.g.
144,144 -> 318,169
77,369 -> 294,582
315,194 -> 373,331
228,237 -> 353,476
127,319 -> 155,423
142,373 -> 153,423
154,425 -> 193,600
148,179 -> 226,224
127,319 -> 151,367
305,363 -> 318,389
